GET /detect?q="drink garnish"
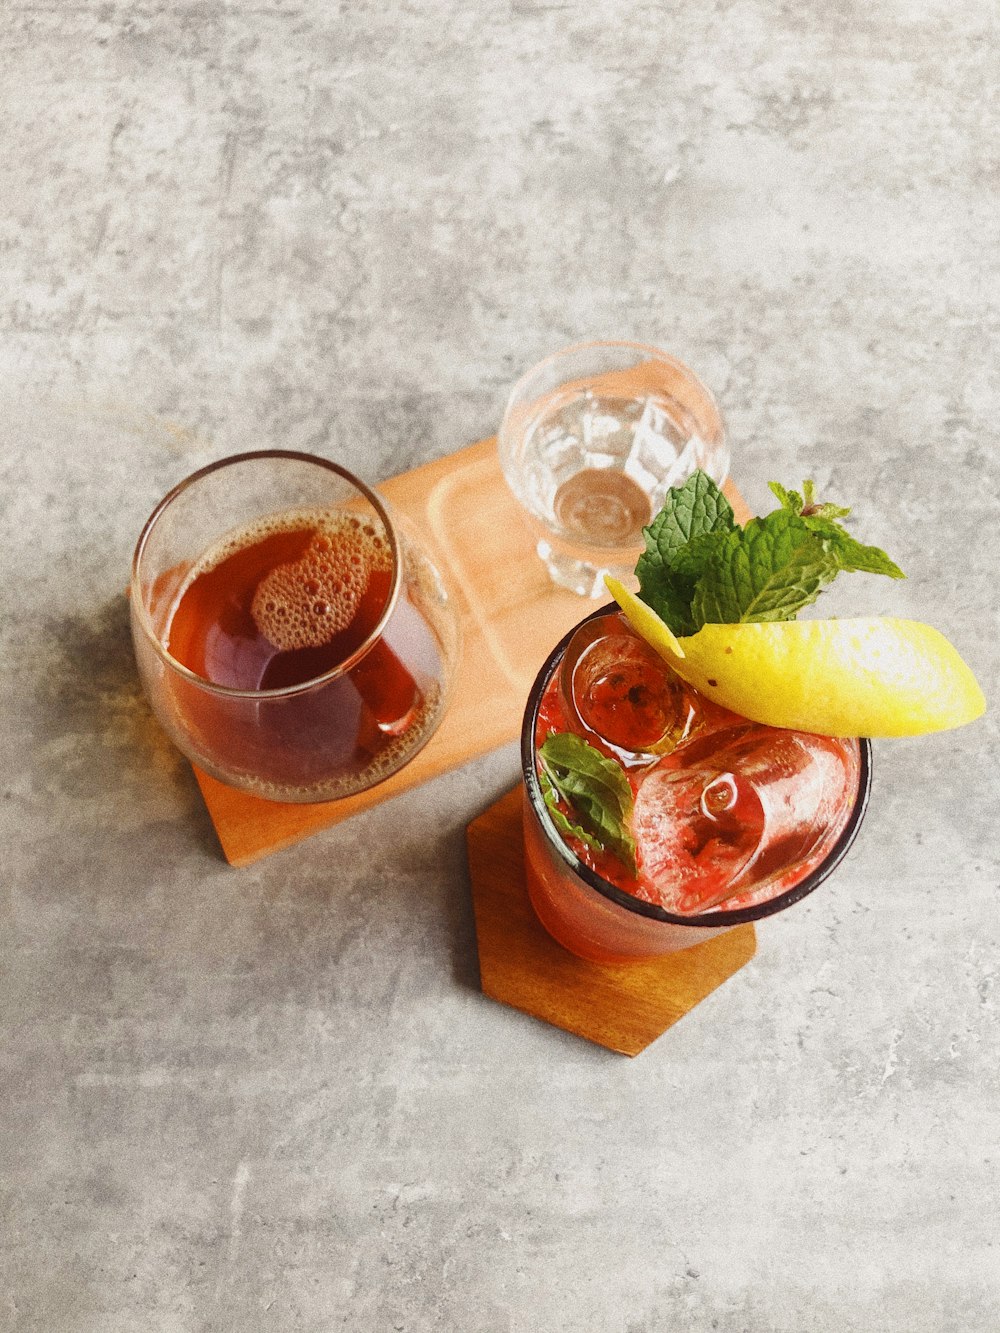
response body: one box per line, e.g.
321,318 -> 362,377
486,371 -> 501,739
605,471 -> 985,737
634,471 -> 904,636
646,616 -> 985,737
538,732 -> 637,874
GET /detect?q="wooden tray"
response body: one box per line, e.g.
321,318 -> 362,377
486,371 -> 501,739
467,788 -> 757,1055
193,437 -> 752,865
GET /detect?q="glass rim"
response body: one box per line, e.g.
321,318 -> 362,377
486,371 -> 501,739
130,448 -> 404,701
499,338 -> 724,443
520,606 -> 873,929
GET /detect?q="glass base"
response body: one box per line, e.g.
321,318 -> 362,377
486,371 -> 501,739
536,538 -> 635,599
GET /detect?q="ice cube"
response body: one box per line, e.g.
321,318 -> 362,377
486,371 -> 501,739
559,613 -> 703,758
633,757 -> 766,913
632,727 -> 857,914
622,396 -> 680,493
658,434 -> 701,490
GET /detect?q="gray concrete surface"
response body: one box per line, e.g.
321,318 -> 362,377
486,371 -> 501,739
2,3 -> 998,1330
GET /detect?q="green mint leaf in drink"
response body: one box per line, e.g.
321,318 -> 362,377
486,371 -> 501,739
635,472 -> 737,635
539,768 -> 605,857
538,732 -> 637,874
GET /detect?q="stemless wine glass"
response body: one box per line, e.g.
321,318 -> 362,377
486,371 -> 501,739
131,450 -> 459,802
499,340 -> 728,597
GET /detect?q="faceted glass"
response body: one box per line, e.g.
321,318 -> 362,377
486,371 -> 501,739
499,341 -> 728,596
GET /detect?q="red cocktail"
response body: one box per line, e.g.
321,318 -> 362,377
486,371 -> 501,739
522,609 -> 871,963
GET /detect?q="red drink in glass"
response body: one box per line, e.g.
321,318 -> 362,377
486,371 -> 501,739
522,609 -> 870,963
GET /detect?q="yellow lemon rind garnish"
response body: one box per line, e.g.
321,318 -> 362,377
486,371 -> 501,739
674,618 -> 984,737
604,576 -> 685,660
603,578 -> 985,739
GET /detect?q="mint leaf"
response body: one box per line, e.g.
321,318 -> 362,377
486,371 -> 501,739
671,529 -> 727,583
540,769 -> 604,857
539,733 -> 636,874
801,515 -> 905,578
772,478 -> 852,522
809,502 -> 853,520
691,510 -> 839,625
636,472 -> 736,634
768,481 -> 803,514
641,471 -> 737,565
637,569 -> 698,637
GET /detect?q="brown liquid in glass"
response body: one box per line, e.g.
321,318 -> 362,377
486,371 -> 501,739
163,512 -> 438,798
168,520 -> 395,691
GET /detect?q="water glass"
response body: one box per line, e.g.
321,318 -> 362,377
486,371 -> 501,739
499,341 -> 728,597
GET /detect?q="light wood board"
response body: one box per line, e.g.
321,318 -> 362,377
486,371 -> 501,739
193,437 -> 752,865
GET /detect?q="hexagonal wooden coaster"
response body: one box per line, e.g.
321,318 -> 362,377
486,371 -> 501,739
467,788 -> 757,1056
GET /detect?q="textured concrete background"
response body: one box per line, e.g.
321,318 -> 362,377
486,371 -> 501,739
2,3 -> 998,1330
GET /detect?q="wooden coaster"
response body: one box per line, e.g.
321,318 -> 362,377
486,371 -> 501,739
192,436 -> 752,865
467,787 -> 757,1056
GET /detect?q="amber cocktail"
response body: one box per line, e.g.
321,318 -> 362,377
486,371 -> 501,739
131,451 -> 458,802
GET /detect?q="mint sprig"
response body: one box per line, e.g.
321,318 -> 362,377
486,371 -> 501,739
690,509 -> 838,625
538,732 -> 637,874
637,471 -> 904,633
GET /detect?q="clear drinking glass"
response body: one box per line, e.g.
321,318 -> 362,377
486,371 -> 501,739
499,340 -> 728,597
130,450 -> 459,802
522,611 -> 872,964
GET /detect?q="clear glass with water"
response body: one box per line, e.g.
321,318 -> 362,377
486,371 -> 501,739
499,341 -> 729,596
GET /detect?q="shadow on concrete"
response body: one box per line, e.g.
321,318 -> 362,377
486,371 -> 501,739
33,591 -> 222,862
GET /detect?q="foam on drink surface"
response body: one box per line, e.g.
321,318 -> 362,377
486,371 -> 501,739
249,516 -> 390,651
176,508 -> 392,656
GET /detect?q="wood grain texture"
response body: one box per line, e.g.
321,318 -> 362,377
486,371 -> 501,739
467,787 -> 757,1056
194,438 -> 752,865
